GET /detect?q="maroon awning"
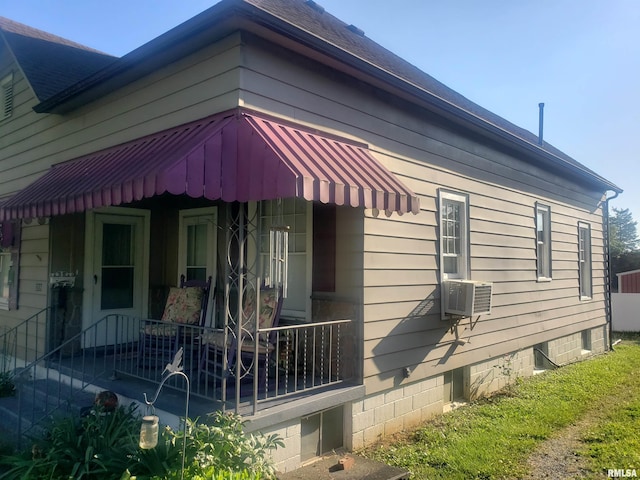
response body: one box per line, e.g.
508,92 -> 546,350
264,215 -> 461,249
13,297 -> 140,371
0,109 -> 419,220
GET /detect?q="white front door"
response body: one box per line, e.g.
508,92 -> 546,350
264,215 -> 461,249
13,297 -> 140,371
84,208 -> 150,346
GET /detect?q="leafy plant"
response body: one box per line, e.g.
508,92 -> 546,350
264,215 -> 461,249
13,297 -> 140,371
122,469 -> 262,480
0,403 -> 141,479
140,411 -> 283,479
0,400 -> 283,480
0,371 -> 15,398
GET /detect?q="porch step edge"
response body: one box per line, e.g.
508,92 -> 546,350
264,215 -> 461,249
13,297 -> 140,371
34,365 -> 185,429
244,384 -> 365,432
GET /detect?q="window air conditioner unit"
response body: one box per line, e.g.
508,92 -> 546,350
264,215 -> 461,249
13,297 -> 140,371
443,280 -> 493,316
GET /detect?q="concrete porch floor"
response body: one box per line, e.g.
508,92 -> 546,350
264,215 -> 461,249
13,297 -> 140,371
54,352 -> 363,432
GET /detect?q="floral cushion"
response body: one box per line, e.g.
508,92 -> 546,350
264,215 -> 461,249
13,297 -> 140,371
201,330 -> 273,354
242,288 -> 279,338
161,286 -> 204,325
238,340 -> 274,354
142,323 -> 178,336
200,330 -> 231,348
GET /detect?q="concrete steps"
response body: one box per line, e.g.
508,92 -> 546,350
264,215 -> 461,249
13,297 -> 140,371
0,374 -> 95,443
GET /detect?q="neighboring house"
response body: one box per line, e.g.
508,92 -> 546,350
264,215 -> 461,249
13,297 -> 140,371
612,269 -> 640,333
0,0 -> 622,472
616,269 -> 640,293
612,270 -> 640,332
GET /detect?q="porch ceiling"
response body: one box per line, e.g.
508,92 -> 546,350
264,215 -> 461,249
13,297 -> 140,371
0,108 -> 419,220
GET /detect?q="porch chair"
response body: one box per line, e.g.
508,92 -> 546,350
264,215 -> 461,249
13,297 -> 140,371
139,275 -> 212,370
199,285 -> 283,393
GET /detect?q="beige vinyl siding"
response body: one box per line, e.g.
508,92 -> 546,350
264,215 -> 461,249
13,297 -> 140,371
0,221 -> 50,344
9,222 -> 49,359
0,33 -> 244,200
0,60 -> 40,200
334,206 -> 364,298
18,222 -> 49,310
0,29 -> 607,396
0,48 -> 33,119
0,46 -> 12,79
239,37 -> 607,394
0,55 -> 49,322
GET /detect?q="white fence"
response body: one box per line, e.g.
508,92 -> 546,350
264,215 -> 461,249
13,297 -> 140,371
612,293 -> 640,332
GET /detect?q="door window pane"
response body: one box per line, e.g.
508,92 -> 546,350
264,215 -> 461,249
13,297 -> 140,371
101,267 -> 134,309
186,268 -> 207,282
186,224 -> 208,281
102,224 -> 132,266
101,223 -> 134,310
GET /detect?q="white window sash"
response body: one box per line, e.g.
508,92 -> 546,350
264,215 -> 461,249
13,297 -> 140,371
439,191 -> 469,280
536,204 -> 552,280
578,223 -> 592,298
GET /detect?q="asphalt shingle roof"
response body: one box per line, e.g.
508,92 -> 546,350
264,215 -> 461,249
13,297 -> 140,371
0,16 -> 115,100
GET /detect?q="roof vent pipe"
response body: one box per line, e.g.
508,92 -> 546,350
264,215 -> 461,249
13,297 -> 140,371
305,0 -> 325,14
538,102 -> 545,146
347,24 -> 365,36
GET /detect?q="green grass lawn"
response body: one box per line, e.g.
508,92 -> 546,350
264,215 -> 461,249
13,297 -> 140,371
361,335 -> 640,480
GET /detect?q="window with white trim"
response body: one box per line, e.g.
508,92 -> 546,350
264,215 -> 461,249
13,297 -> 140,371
178,207 -> 218,283
578,222 -> 592,298
178,207 -> 218,325
260,198 -> 311,320
535,203 -> 552,280
439,191 -> 469,280
0,251 -> 11,310
1,73 -> 14,120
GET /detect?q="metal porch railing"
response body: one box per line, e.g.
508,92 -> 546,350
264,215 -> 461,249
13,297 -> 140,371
1,307 -> 50,373
0,311 -> 358,442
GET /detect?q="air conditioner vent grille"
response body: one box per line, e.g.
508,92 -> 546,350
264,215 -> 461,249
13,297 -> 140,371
473,284 -> 493,314
443,280 -> 493,316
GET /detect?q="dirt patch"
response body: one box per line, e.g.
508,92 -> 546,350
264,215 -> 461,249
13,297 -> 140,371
520,419 -> 596,479
519,396 -> 614,480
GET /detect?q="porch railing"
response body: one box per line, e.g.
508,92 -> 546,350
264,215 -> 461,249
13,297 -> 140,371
0,313 -> 133,443
1,307 -> 50,373
195,318 -> 358,414
0,311 -> 358,441
125,316 -> 358,414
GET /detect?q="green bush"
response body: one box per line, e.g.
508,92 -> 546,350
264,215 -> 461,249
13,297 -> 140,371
0,403 -> 140,479
0,371 -> 15,398
137,411 -> 283,479
122,469 -> 261,480
177,411 -> 283,478
0,405 -> 283,480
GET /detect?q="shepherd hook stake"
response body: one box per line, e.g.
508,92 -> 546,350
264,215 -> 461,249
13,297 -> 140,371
142,346 -> 190,480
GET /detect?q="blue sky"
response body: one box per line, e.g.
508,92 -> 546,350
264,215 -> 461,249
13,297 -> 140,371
4,1 -> 639,221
